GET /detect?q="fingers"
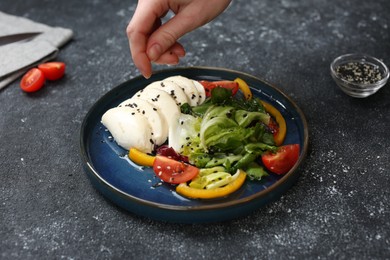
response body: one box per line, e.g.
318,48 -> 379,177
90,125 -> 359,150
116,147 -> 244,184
127,30 -> 152,78
126,0 -> 167,78
145,13 -> 195,63
127,11 -> 185,77
127,0 -> 232,78
154,42 -> 185,65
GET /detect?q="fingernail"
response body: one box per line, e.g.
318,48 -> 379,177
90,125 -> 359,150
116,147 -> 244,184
147,44 -> 162,61
141,69 -> 151,79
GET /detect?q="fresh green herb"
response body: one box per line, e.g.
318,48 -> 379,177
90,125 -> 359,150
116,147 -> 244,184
245,162 -> 269,181
180,103 -> 193,114
210,87 -> 232,104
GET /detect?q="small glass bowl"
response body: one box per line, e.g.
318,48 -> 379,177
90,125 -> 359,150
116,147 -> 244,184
330,53 -> 389,98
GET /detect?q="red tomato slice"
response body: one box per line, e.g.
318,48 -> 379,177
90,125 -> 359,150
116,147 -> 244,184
153,156 -> 199,184
38,62 -> 66,80
261,144 -> 300,175
199,80 -> 239,97
20,68 -> 45,92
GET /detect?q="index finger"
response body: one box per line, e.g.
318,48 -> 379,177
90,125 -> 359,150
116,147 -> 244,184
127,30 -> 152,78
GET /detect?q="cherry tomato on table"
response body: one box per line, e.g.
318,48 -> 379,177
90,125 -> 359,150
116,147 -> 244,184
261,144 -> 300,175
153,156 -> 199,184
20,68 -> 45,92
38,62 -> 66,80
199,80 -> 239,97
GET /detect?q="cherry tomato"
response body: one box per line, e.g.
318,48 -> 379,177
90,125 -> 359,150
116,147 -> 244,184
199,80 -> 239,97
38,62 -> 66,80
20,68 -> 45,92
261,144 -> 300,175
153,156 -> 199,184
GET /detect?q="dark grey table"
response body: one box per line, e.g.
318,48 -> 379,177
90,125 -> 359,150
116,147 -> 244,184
1,0 -> 389,259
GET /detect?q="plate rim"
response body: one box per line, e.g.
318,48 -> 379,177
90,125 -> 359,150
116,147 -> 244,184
80,66 -> 309,213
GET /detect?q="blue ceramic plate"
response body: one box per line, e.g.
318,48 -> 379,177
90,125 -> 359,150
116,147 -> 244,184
80,67 -> 309,223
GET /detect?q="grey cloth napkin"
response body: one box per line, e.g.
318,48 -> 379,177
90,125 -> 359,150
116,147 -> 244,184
0,11 -> 73,90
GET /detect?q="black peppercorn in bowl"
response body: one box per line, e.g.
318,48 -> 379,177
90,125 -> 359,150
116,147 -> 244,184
330,53 -> 389,98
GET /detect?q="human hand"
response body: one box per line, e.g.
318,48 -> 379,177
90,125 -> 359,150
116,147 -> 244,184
126,0 -> 231,78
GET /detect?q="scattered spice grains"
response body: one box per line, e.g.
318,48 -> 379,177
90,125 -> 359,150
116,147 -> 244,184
335,61 -> 383,84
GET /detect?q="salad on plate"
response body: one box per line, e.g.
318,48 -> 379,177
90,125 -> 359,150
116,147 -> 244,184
101,76 -> 300,199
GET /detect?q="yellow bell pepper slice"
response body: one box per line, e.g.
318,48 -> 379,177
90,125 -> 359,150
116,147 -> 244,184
234,78 -> 252,100
128,148 -> 155,167
176,170 -> 247,199
260,100 -> 287,146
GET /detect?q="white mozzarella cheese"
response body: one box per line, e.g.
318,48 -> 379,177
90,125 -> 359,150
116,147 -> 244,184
144,80 -> 189,106
134,88 -> 180,130
118,97 -> 168,145
192,80 -> 206,105
101,107 -> 154,153
168,114 -> 199,152
165,76 -> 199,106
